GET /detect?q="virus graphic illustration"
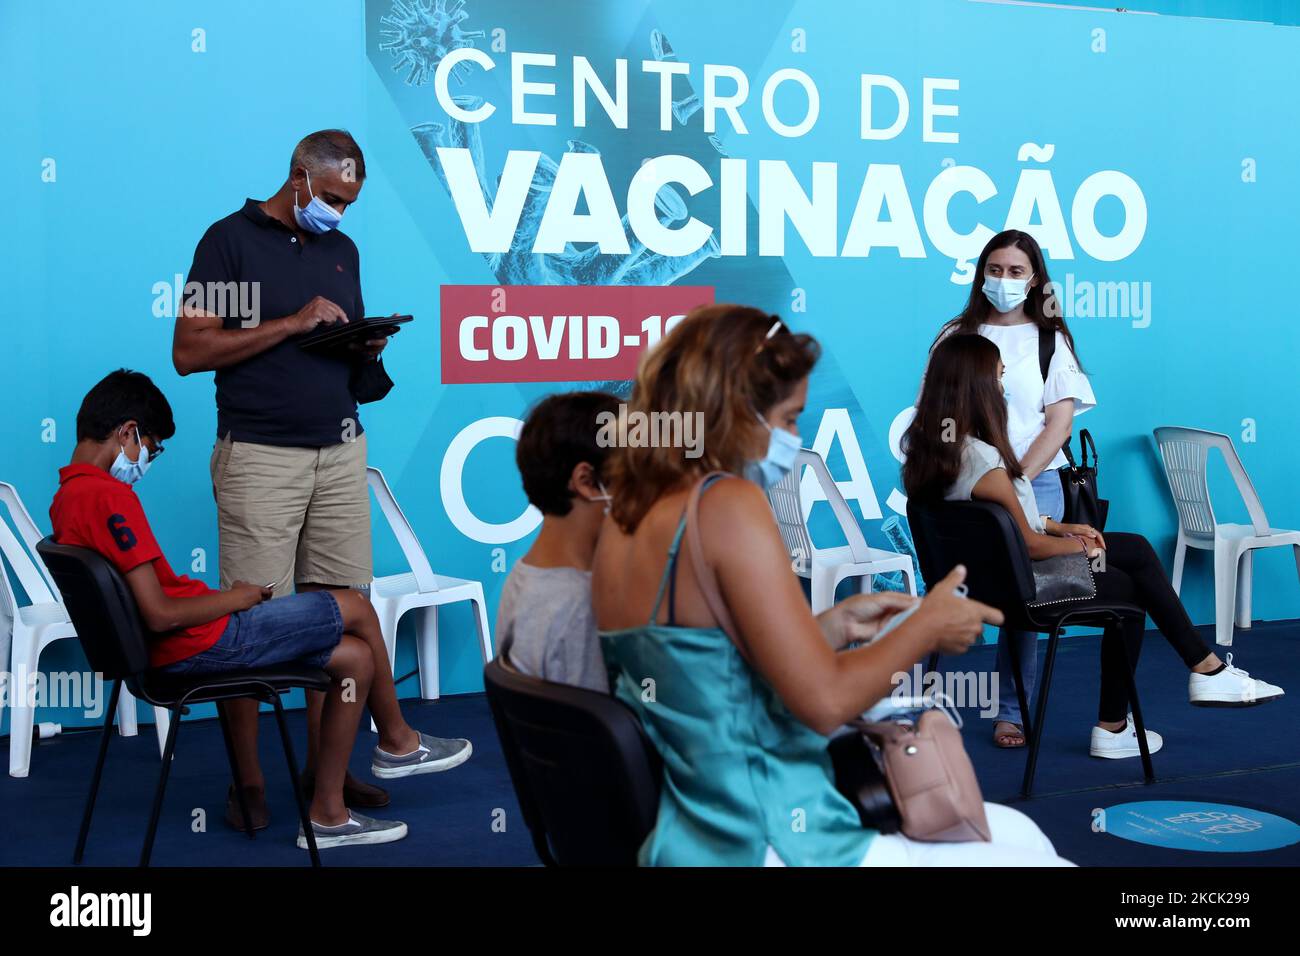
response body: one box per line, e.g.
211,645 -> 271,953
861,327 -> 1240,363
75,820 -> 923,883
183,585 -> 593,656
378,0 -> 485,86
876,515 -> 925,595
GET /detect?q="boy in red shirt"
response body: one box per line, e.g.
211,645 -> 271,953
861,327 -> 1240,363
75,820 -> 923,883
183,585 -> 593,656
51,370 -> 469,849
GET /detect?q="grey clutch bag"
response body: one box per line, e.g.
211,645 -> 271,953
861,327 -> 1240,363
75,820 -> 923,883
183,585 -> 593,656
1028,546 -> 1097,608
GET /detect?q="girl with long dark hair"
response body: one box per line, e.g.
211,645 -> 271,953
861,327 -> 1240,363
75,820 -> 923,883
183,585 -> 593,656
904,335 -> 1283,758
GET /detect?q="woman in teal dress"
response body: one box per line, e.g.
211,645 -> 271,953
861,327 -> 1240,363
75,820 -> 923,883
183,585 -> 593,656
592,304 -> 1071,867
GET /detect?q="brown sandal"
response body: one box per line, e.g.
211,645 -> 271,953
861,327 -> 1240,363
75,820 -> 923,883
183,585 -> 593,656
993,722 -> 1026,749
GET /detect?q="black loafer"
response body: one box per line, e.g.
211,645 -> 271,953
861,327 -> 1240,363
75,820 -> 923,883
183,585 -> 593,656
301,770 -> 391,809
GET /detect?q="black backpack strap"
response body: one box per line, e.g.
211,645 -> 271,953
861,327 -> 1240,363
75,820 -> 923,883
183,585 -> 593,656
1037,324 -> 1055,383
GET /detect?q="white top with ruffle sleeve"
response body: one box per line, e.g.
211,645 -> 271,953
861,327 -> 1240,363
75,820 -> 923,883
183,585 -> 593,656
978,321 -> 1096,472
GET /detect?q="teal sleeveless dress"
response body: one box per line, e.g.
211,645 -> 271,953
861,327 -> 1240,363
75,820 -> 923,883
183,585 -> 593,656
599,477 -> 876,867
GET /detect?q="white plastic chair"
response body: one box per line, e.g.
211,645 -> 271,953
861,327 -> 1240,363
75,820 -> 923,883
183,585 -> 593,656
1,481 -> 169,776
1152,427 -> 1300,646
366,467 -> 493,727
765,449 -> 917,613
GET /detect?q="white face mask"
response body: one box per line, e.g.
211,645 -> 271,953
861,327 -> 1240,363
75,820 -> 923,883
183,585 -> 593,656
590,481 -> 612,515
109,427 -> 152,486
983,274 -> 1032,313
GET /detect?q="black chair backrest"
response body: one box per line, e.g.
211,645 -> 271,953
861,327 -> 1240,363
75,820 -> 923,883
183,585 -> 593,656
36,536 -> 152,679
907,499 -> 1036,613
483,657 -> 662,867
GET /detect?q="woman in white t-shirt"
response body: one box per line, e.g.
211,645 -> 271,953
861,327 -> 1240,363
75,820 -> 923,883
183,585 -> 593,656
928,230 -> 1095,748
903,334 -> 1282,758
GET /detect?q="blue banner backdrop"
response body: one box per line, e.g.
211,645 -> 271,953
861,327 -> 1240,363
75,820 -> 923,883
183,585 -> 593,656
3,0 -> 1300,730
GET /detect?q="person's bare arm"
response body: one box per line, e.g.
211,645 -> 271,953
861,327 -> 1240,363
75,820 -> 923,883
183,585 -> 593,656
970,467 -> 1083,560
1019,399 -> 1073,480
172,296 -> 348,375
700,479 -> 1001,735
124,562 -> 269,633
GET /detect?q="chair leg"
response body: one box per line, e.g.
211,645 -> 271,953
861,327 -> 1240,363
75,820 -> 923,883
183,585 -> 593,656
810,567 -> 837,615
900,565 -> 918,597
116,686 -> 139,737
270,694 -> 320,867
470,589 -> 494,663
8,633 -> 38,777
152,707 -> 171,759
1170,535 -> 1187,596
1006,632 -> 1034,743
1235,550 -> 1254,630
416,605 -> 442,700
1116,618 -> 1155,785
74,679 -> 122,864
1021,628 -> 1062,799
217,705 -> 256,839
1212,542 -> 1239,646
139,703 -> 183,868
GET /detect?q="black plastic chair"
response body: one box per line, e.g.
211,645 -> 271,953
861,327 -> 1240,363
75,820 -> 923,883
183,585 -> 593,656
36,537 -> 332,867
483,656 -> 661,866
906,500 -> 1155,798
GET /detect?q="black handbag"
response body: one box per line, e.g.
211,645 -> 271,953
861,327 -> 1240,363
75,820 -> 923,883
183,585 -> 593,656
827,730 -> 903,834
1059,429 -> 1109,530
1037,327 -> 1109,530
1027,546 -> 1097,608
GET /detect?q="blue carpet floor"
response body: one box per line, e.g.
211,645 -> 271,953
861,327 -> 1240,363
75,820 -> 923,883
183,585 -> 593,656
2,621 -> 1297,867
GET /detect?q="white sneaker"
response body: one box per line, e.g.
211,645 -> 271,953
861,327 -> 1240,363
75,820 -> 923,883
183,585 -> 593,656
1090,717 -> 1163,759
1189,653 -> 1285,707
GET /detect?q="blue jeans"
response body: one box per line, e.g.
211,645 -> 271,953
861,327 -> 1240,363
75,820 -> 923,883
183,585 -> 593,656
157,590 -> 343,675
995,469 -> 1065,727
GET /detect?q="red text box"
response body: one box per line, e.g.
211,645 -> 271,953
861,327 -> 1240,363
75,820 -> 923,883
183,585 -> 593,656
440,285 -> 715,384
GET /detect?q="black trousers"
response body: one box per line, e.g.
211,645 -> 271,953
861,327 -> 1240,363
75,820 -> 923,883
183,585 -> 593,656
1061,532 -> 1213,722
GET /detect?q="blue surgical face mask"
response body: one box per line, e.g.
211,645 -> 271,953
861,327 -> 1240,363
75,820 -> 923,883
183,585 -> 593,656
110,427 -> 152,486
745,412 -> 801,490
982,275 -> 1031,313
293,169 -> 344,234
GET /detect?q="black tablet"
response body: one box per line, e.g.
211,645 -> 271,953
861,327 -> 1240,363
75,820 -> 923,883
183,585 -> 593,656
297,314 -> 413,351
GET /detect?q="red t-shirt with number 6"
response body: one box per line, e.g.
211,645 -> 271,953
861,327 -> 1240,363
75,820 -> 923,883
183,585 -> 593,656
49,463 -> 229,668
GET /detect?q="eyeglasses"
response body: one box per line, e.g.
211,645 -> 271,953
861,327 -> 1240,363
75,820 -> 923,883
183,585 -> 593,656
142,433 -> 165,459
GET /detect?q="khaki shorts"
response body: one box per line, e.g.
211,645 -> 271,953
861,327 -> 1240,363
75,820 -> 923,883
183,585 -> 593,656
210,432 -> 372,594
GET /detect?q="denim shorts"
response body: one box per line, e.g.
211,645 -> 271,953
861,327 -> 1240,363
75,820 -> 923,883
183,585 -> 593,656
158,590 -> 344,675
1030,468 -> 1066,524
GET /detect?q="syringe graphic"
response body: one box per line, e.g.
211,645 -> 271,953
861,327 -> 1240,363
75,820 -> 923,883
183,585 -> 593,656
877,515 -> 926,596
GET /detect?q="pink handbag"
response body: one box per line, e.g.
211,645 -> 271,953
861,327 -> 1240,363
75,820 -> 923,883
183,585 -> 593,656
861,704 -> 990,842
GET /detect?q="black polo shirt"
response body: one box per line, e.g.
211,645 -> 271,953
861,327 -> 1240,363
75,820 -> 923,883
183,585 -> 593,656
185,199 -> 369,447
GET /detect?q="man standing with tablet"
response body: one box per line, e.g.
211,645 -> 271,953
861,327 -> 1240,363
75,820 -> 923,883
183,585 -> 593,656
173,129 -> 471,833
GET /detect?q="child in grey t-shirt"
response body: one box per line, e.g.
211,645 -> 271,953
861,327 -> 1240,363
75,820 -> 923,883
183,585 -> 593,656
496,563 -> 607,693
496,390 -> 620,693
